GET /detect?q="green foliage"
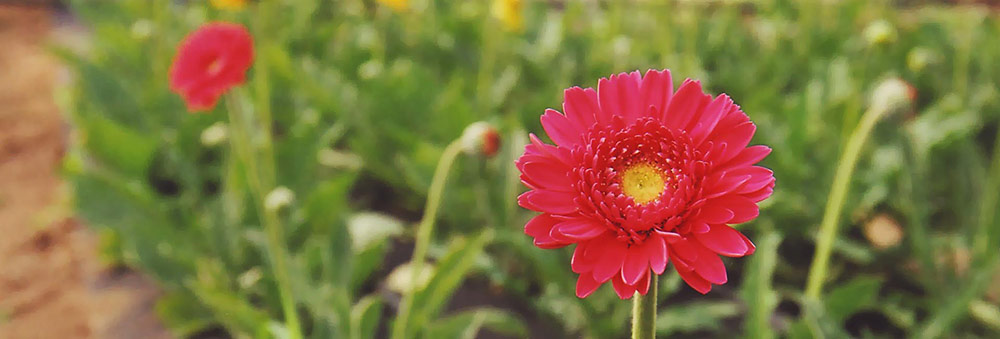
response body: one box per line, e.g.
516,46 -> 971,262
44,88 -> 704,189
59,0 -> 1000,337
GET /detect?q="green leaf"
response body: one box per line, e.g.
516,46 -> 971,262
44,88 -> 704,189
350,295 -> 383,339
969,300 -> 1000,331
426,308 -> 528,339
155,292 -> 216,337
656,301 -> 740,336
189,260 -> 272,338
825,276 -> 883,322
741,228 -> 782,339
79,114 -> 158,178
409,230 -> 494,337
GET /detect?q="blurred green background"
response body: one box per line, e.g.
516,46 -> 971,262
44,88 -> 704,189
56,0 -> 1000,338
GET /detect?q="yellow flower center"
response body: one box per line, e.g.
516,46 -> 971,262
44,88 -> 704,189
620,162 -> 666,204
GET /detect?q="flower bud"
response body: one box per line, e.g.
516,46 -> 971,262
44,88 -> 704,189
863,19 -> 896,46
264,186 -> 295,212
211,0 -> 247,11
200,122 -> 228,147
130,19 -> 154,40
870,77 -> 915,114
460,121 -> 501,157
906,47 -> 939,73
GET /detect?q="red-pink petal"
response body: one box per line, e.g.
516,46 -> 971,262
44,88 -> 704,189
556,218 -> 607,241
645,235 -> 669,274
696,225 -> 752,257
621,246 -> 649,285
676,264 -> 712,294
571,243 -> 595,273
663,79 -> 710,129
540,109 -> 582,147
635,272 -> 652,295
518,190 -> 578,214
709,195 -> 759,224
523,214 -> 569,249
716,122 -> 757,162
563,86 -> 599,129
689,94 -> 733,144
719,145 -> 771,171
640,69 -> 673,117
696,204 -> 735,224
693,245 -> 728,285
592,241 -> 627,282
520,161 -> 573,191
611,275 -> 637,299
576,273 -> 602,298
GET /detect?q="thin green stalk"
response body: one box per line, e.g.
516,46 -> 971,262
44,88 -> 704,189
391,140 -> 466,339
972,127 -> 1000,260
631,275 -> 658,339
225,93 -> 302,339
804,103 -> 894,300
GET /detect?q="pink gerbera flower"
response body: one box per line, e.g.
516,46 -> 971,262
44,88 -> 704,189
516,70 -> 775,299
169,22 -> 254,112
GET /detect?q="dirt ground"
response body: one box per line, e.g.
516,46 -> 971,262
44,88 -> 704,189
0,5 -> 169,339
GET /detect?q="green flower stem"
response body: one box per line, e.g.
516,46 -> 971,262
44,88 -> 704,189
225,92 -> 302,339
804,103 -> 894,300
391,140 -> 466,339
632,274 -> 658,339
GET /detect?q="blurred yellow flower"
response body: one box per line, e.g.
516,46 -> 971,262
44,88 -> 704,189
492,0 -> 523,32
210,0 -> 247,11
378,0 -> 408,12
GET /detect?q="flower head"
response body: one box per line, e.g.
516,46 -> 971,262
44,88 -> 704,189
377,0 -> 408,12
460,121 -> 502,157
492,0 -> 523,32
210,0 -> 247,11
169,22 -> 254,112
516,70 -> 774,299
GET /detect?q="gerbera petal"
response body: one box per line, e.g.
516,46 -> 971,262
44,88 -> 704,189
518,190 -> 578,214
696,204 -> 735,224
645,235 -> 669,274
718,145 -> 771,171
635,271 -> 652,295
556,218 -> 608,241
693,245 -> 728,285
576,273 -> 603,298
639,69 -> 673,118
695,224 -> 752,257
520,161 -> 574,191
524,214 -> 569,249
734,166 -> 775,193
669,237 -> 700,265
663,79 -> 710,130
743,182 -> 775,203
716,122 -> 757,162
611,275 -> 638,299
571,242 -> 595,273
599,71 -> 643,123
528,134 -> 573,164
621,246 -> 650,285
708,195 -> 759,224
689,94 -> 733,144
563,86 -> 599,129
676,263 -> 713,294
592,241 -> 628,282
541,109 -> 583,147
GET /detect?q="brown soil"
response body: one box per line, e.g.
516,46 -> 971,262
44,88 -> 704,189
0,5 -> 169,339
